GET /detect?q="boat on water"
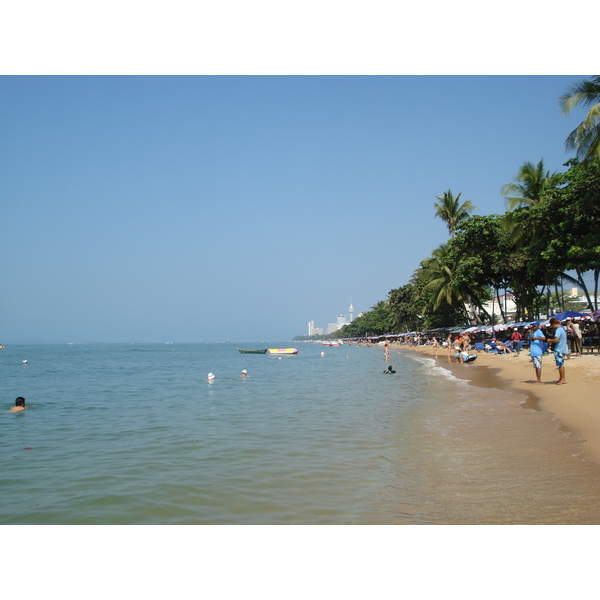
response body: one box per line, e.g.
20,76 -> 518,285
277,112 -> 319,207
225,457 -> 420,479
322,340 -> 343,346
267,348 -> 298,355
238,348 -> 268,354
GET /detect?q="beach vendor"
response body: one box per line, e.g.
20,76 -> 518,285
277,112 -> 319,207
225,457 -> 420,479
10,397 -> 26,412
546,318 -> 568,385
528,322 -> 546,384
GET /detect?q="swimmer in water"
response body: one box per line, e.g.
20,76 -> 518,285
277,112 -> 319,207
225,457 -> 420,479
383,365 -> 396,374
206,373 -> 216,381
10,397 -> 26,412
241,370 -> 248,378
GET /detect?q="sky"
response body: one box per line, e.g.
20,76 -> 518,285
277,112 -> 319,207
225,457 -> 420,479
0,75 -> 591,343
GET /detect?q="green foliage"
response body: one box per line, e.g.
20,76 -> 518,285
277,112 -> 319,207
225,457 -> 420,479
501,159 -> 561,210
433,190 -> 477,237
317,83 -> 600,337
560,75 -> 600,163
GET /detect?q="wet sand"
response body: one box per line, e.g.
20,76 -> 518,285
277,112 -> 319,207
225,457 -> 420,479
401,345 -> 600,463
385,344 -> 600,524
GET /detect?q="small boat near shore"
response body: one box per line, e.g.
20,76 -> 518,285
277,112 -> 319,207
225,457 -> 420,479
267,348 -> 298,355
238,348 -> 268,354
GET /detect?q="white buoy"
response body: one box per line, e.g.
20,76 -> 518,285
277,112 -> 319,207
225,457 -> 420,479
321,351 -> 325,357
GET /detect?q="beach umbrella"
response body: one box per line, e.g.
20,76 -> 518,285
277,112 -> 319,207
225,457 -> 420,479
548,311 -> 591,321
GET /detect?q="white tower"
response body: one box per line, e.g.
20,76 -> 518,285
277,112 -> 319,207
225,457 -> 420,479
349,300 -> 354,322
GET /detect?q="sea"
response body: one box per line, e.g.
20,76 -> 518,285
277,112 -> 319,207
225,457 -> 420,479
3,341 -> 600,525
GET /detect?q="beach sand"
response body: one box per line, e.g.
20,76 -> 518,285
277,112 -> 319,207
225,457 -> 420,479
399,344 -> 600,463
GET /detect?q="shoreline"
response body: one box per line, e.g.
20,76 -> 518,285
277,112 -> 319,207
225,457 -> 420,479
394,344 -> 600,463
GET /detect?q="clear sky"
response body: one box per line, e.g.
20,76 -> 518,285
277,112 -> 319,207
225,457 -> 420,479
0,75 -> 591,343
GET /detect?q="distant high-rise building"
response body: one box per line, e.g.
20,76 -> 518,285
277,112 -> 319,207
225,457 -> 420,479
308,321 -> 323,336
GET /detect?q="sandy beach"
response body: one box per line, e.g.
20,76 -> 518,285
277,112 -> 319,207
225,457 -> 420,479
396,344 -> 600,464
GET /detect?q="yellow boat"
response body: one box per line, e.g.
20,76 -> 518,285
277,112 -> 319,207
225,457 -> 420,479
267,348 -> 298,355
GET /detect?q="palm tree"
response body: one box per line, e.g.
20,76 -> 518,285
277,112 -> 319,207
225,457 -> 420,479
433,190 -> 477,237
421,245 -> 464,311
560,75 -> 600,163
501,159 -> 561,210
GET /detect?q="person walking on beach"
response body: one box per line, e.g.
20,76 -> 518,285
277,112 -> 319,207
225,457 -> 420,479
510,327 -> 523,353
546,318 -> 568,385
528,322 -> 546,384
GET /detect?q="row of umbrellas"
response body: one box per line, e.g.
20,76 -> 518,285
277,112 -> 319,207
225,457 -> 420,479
463,311 -> 593,335
345,311 -> 595,342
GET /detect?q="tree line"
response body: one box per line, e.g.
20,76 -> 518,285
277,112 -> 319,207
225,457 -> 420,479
332,76 -> 600,339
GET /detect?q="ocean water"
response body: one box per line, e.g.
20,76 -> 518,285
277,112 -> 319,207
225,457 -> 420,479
2,342 -> 600,524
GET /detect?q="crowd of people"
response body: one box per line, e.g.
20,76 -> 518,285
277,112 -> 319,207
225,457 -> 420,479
397,316 -> 597,385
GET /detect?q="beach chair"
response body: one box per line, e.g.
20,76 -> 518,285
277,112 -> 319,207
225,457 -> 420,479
475,342 -> 485,352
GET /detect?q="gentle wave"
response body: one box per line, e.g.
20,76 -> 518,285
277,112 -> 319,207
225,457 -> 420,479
2,343 -> 600,524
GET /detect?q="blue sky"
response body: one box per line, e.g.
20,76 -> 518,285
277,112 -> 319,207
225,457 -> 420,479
0,75 -> 590,342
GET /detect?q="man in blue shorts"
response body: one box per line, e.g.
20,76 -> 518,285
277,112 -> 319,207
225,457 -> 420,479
528,322 -> 546,384
546,317 -> 567,385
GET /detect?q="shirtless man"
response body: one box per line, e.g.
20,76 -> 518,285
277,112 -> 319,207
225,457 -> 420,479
10,397 -> 26,412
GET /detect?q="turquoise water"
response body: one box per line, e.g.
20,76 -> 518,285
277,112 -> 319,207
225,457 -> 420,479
3,342 -> 600,524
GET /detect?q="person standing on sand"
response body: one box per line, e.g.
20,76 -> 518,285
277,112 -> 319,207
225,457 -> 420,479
432,337 -> 439,359
571,319 -> 582,355
528,322 -> 546,384
546,317 -> 568,385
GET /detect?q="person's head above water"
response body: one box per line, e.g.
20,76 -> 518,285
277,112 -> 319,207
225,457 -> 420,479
10,397 -> 26,412
207,373 -> 215,380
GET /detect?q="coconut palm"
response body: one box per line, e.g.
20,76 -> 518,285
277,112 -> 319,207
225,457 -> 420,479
560,75 -> 600,163
501,159 -> 561,210
433,190 -> 477,237
420,244 -> 464,311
